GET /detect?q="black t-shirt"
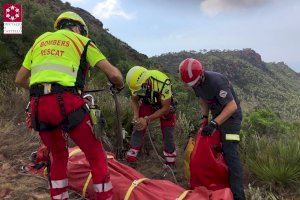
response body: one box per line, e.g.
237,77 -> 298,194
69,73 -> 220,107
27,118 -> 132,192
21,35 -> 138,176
192,71 -> 242,122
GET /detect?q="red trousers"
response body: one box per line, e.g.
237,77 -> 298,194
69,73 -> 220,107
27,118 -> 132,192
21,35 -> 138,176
126,103 -> 177,164
31,92 -> 112,200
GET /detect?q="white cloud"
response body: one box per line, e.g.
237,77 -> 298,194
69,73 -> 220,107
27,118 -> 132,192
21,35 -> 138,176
63,0 -> 84,4
166,33 -> 184,40
200,0 -> 273,17
92,0 -> 133,20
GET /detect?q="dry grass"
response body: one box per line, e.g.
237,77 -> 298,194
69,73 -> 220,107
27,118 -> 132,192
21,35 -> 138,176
0,79 -> 50,199
0,118 -> 49,199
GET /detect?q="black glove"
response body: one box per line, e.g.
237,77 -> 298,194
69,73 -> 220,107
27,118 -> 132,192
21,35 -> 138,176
202,119 -> 218,136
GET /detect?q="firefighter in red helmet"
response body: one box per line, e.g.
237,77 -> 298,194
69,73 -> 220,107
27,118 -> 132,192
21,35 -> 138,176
179,58 -> 245,200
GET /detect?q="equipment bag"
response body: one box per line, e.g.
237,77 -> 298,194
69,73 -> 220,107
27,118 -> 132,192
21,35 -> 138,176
189,129 -> 231,190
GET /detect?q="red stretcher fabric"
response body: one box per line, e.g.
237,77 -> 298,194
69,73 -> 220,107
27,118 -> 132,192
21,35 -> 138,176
25,145 -> 233,200
189,129 -> 231,191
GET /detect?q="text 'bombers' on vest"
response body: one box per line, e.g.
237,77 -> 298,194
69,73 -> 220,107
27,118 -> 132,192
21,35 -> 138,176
40,39 -> 70,47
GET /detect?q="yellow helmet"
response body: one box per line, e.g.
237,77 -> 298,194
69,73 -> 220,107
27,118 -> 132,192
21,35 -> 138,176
54,11 -> 88,36
126,66 -> 150,92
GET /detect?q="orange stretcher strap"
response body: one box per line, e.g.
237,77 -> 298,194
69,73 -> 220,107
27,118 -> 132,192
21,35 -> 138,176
69,147 -> 81,157
176,190 -> 192,200
69,148 -> 115,159
81,155 -> 114,197
82,172 -> 92,197
69,147 -> 114,197
124,178 -> 149,200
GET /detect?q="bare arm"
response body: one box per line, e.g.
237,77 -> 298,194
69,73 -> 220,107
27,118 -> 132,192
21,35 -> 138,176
199,98 -> 209,126
15,66 -> 31,89
95,59 -> 124,89
199,98 -> 209,116
135,98 -> 171,131
214,99 -> 237,125
147,99 -> 171,123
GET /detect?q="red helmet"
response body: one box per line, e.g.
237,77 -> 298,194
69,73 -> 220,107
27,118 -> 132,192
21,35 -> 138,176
179,58 -> 204,86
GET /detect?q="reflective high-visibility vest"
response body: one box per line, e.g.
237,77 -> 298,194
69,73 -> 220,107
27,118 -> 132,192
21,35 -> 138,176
22,29 -> 106,88
132,70 -> 173,110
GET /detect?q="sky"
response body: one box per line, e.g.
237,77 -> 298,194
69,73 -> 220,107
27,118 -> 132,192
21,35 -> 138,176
63,0 -> 300,72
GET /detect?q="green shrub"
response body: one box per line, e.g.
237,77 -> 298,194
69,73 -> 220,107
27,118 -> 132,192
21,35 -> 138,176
241,108 -> 298,137
243,133 -> 300,187
175,111 -> 195,147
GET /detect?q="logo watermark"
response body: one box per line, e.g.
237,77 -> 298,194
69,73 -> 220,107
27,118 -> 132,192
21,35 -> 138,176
3,3 -> 22,34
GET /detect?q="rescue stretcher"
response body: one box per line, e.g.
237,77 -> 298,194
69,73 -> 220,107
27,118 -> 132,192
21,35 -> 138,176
24,129 -> 233,200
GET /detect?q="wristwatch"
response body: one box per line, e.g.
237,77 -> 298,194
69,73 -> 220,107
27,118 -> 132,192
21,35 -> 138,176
210,119 -> 218,128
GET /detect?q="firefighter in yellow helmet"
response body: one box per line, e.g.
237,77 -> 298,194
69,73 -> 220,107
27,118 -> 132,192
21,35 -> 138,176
125,66 -> 177,167
54,11 -> 89,36
15,11 -> 124,200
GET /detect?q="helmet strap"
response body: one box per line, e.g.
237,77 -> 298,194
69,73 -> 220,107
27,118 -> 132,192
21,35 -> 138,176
58,19 -> 87,36
78,24 -> 87,36
200,74 -> 205,83
192,74 -> 205,87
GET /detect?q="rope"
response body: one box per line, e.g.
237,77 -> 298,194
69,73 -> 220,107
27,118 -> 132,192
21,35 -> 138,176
146,128 -> 178,184
18,170 -> 48,181
83,84 -> 124,159
68,189 -> 89,200
83,88 -> 107,93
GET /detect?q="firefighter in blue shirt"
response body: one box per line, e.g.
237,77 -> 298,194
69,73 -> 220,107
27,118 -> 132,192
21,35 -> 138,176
179,58 -> 245,200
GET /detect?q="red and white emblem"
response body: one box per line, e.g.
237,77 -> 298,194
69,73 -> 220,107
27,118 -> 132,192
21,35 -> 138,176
5,5 -> 21,21
3,3 -> 22,34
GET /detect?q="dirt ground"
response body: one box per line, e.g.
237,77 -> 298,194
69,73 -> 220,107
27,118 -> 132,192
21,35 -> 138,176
0,119 -> 187,200
0,120 -> 49,199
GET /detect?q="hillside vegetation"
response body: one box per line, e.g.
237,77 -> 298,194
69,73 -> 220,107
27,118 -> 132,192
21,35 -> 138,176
0,0 -> 148,120
151,49 -> 300,121
0,0 -> 299,199
0,0 -> 147,72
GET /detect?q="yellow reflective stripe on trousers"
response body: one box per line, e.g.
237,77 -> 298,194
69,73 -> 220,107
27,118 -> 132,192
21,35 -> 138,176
31,64 -> 78,78
176,190 -> 192,200
225,134 -> 240,141
124,178 -> 149,200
